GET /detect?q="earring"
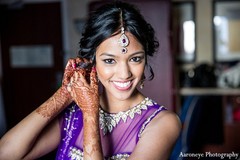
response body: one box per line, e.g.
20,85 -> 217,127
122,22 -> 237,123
140,74 -> 146,89
140,80 -> 144,89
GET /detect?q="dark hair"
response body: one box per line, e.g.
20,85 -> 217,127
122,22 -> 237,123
78,1 -> 159,80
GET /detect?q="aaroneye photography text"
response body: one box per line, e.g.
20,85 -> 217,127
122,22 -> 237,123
179,151 -> 239,159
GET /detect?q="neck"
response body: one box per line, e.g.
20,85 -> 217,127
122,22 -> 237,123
99,89 -> 145,113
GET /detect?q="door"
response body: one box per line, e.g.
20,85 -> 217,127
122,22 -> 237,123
0,2 -> 64,129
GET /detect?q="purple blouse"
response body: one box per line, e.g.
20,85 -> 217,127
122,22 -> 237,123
56,97 -> 166,160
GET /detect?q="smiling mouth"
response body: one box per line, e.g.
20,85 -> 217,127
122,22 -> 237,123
112,81 -> 132,90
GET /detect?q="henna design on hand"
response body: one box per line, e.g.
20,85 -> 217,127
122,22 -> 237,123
67,67 -> 99,113
36,87 -> 71,119
66,61 -> 102,159
36,57 -> 91,119
62,58 -> 92,87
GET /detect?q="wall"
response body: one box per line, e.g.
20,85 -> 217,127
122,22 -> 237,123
173,0 -> 213,63
61,0 -> 97,64
0,0 -> 96,64
196,0 -> 213,63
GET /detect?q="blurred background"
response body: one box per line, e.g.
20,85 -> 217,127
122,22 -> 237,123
0,0 -> 239,159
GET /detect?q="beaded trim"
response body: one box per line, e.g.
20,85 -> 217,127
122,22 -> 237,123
60,105 -> 79,157
138,105 -> 166,138
68,147 -> 83,160
99,97 -> 156,135
108,153 -> 129,160
68,146 -> 129,160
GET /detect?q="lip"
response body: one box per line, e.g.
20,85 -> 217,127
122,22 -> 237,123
112,80 -> 133,91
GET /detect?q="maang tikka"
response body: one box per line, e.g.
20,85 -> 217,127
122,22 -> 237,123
119,27 -> 129,54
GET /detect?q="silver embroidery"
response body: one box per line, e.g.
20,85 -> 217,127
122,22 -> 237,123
68,146 -> 129,160
108,153 -> 130,160
99,97 -> 155,135
138,106 -> 165,138
69,147 -> 83,160
62,106 -> 78,156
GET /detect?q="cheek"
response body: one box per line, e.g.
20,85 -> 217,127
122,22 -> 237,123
96,64 -> 113,81
136,70 -> 144,79
133,65 -> 145,77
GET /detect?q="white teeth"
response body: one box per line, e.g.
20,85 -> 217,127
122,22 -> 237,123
113,81 -> 131,88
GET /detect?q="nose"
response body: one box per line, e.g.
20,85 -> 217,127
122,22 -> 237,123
117,62 -> 132,79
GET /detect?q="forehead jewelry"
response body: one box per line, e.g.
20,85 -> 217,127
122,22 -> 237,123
119,27 -> 129,54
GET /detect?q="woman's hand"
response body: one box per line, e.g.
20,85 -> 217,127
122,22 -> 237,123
62,58 -> 89,88
67,66 -> 102,160
63,57 -> 99,113
64,58 -> 102,159
67,66 -> 99,113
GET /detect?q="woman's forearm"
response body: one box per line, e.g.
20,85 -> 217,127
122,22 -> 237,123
0,87 -> 71,160
83,111 -> 103,160
36,86 -> 72,120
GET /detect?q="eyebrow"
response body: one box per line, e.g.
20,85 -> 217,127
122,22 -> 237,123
99,51 -> 145,57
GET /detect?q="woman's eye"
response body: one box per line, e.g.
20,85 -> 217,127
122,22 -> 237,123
103,59 -> 115,64
130,56 -> 142,62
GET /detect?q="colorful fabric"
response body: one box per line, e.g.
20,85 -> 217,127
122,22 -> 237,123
56,97 -> 166,160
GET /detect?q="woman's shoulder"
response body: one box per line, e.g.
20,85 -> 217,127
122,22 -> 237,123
134,103 -> 182,158
142,99 -> 182,137
150,108 -> 182,136
158,110 -> 181,128
145,98 -> 180,126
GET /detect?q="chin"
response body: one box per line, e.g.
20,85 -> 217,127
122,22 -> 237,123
113,88 -> 139,101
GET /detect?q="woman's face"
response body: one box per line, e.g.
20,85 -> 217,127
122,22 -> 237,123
96,32 -> 145,101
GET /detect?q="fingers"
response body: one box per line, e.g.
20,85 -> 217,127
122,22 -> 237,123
75,58 -> 92,74
68,69 -> 97,91
64,57 -> 93,90
75,71 -> 86,86
63,58 -> 85,84
65,57 -> 91,69
62,58 -> 76,86
69,71 -> 88,87
90,66 -> 98,93
65,57 -> 87,70
75,57 -> 85,68
65,58 -> 77,70
66,71 -> 84,95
